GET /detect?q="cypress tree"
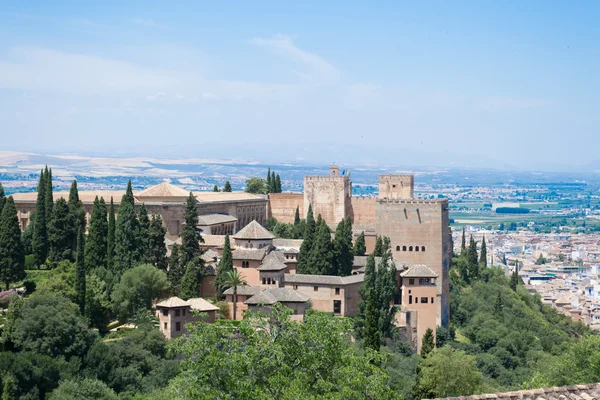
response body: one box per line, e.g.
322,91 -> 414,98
363,295 -> 380,351
114,181 -> 139,274
180,260 -> 201,300
294,206 -> 300,226
308,215 -> 333,275
0,182 -> 5,212
297,204 -> 315,273
275,174 -> 282,193
479,235 -> 488,270
460,227 -> 466,255
373,236 -> 383,257
467,236 -> 479,280
75,226 -> 86,313
147,215 -> 167,270
107,197 -> 116,267
376,238 -> 399,338
421,328 -> 435,357
168,243 -> 184,289
333,216 -> 354,276
48,198 -> 74,263
0,197 -> 25,290
501,253 -> 507,265
510,263 -> 520,292
266,168 -> 272,193
136,203 -> 151,262
180,192 -> 202,267
44,166 -> 53,221
223,181 -> 232,192
214,234 -> 233,299
2,374 -> 16,400
68,180 -> 86,257
212,185 -> 220,192
32,169 -> 48,266
85,196 -> 107,270
354,231 -> 366,256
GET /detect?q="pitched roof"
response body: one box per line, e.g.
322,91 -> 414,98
426,383 -> 600,400
401,264 -> 438,278
187,298 -> 220,312
200,235 -> 226,248
223,285 -> 262,296
232,248 -> 267,261
136,182 -> 190,198
197,214 -> 238,226
244,287 -> 310,305
273,238 -> 304,249
257,251 -> 288,271
156,296 -> 189,308
233,220 -> 275,240
283,273 -> 364,286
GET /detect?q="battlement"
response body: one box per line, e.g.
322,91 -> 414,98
379,174 -> 414,180
377,198 -> 448,206
304,176 -> 350,182
379,174 -> 414,200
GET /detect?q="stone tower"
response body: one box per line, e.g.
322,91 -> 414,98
303,165 -> 352,228
379,174 -> 414,199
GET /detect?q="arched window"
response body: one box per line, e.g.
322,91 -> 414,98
396,245 -> 400,251
415,246 -> 420,252
409,246 -> 413,252
422,246 -> 426,252
402,246 -> 407,251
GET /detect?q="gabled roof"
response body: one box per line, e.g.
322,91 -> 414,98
273,238 -> 304,249
197,214 -> 238,226
156,296 -> 190,308
283,273 -> 364,286
426,382 -> 600,400
257,251 -> 288,271
137,182 -> 190,199
187,298 -> 220,312
233,220 -> 275,240
401,264 -> 438,278
244,287 -> 310,305
223,285 -> 262,296
232,248 -> 268,261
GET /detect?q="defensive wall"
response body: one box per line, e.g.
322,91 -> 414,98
268,193 -> 304,224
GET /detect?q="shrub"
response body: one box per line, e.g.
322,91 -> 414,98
215,301 -> 230,319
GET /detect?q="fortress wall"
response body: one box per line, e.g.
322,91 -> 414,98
304,176 -> 351,228
350,197 -> 377,229
379,174 -> 414,199
268,193 -> 304,223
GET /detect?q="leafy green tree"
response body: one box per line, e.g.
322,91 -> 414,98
0,352 -> 63,399
44,166 -> 53,222
535,253 -> 547,265
107,197 -> 116,268
85,197 -> 107,270
436,326 -> 450,348
48,378 -> 117,400
32,169 -> 48,266
479,235 -> 487,271
223,181 -> 232,192
2,373 -> 16,400
147,215 -> 167,270
75,227 -> 86,314
114,181 -> 139,274
373,235 -> 383,257
415,346 -> 483,398
214,234 -> 233,299
111,264 -> 169,321
333,216 -> 354,276
275,173 -> 282,193
85,273 -> 111,332
308,215 -> 333,275
4,293 -> 96,358
135,203 -> 151,262
376,238 -> 399,338
212,185 -> 219,192
297,204 -> 315,273
354,231 -> 366,256
0,197 -> 25,290
48,197 -> 74,263
21,211 -> 34,255
244,177 -> 266,194
225,270 -> 247,320
421,328 -> 435,357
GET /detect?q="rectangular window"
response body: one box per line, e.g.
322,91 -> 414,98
409,278 -> 414,285
335,288 -> 340,295
415,297 -> 419,303
175,309 -> 180,317
262,278 -> 266,284
182,309 -> 186,317
409,295 -> 413,304
293,285 -> 298,290
333,300 -> 342,314
176,322 -> 181,332
431,297 -> 434,303
421,297 -> 428,303
163,322 -> 167,330
419,278 -> 430,285
162,309 -> 168,316
314,286 -> 318,291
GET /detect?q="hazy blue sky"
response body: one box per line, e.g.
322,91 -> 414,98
1,1 -> 598,170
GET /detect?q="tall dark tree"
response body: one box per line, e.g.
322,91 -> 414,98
0,182 -> 5,212
223,181 -> 232,192
373,235 -> 383,257
212,185 -> 220,192
333,216 -> 354,276
271,171 -> 276,193
501,253 -> 507,265
21,211 -> 34,255
135,203 -> 150,262
421,328 -> 435,357
85,197 -> 108,270
44,166 -> 53,221
180,193 -> 203,268
75,227 -> 86,313
275,174 -> 282,193
510,263 -> 520,292
180,259 -> 202,300
214,234 -> 233,299
168,243 -> 184,289
0,197 -> 25,290
114,181 -> 139,274
32,169 -> 48,266
376,238 -> 399,338
293,206 -> 301,226
467,236 -> 479,280
48,198 -> 74,263
354,231 -> 366,256
147,215 -> 168,270
297,205 -> 315,274
479,235 -> 487,270
363,295 -> 380,351
107,198 -> 116,268
460,227 -> 466,255
68,180 -> 86,234
266,168 -> 272,193
307,215 -> 332,275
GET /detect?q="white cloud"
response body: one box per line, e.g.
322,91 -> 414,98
249,34 -> 341,83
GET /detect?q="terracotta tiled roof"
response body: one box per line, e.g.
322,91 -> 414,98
426,383 -> 600,400
283,273 -> 364,286
257,251 -> 288,271
186,298 -> 219,312
244,287 -> 310,305
197,214 -> 238,226
223,285 -> 261,296
233,220 -> 275,240
156,296 -> 189,308
273,238 -> 304,249
137,182 -> 190,198
401,264 -> 438,278
232,248 -> 267,261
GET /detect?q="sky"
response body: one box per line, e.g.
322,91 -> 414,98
0,1 -> 599,171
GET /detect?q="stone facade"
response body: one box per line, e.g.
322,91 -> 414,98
268,193 -> 304,223
379,174 -> 414,199
303,165 -> 352,228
